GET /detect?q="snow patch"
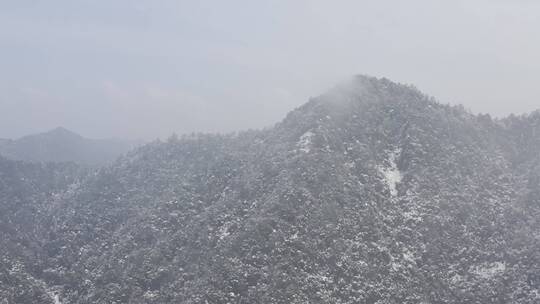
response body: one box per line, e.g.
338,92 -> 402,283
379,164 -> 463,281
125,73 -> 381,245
378,148 -> 402,196
143,291 -> 158,300
32,275 -> 62,304
297,131 -> 315,153
450,273 -> 463,284
218,223 -> 230,240
471,262 -> 506,279
307,273 -> 332,283
44,287 -> 62,304
402,250 -> 415,263
402,207 -> 423,222
391,261 -> 401,271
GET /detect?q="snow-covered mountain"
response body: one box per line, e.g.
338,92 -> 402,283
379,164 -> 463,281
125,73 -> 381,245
1,76 -> 539,303
0,127 -> 139,166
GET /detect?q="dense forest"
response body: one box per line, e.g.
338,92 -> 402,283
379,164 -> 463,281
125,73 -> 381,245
1,76 -> 539,303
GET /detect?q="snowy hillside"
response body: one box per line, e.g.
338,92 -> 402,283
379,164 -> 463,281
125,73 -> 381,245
1,76 -> 539,303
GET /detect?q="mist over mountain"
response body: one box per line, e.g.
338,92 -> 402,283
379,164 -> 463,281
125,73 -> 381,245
1,76 -> 539,303
0,127 -> 140,166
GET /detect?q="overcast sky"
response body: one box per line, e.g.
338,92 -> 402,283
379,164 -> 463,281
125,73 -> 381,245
1,0 -> 539,139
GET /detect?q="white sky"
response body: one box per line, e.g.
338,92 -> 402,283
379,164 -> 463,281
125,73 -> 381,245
1,0 -> 539,139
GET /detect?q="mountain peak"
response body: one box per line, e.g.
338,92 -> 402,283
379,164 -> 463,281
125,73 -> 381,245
0,127 -> 136,166
323,74 -> 424,104
278,75 -> 436,135
45,126 -> 82,138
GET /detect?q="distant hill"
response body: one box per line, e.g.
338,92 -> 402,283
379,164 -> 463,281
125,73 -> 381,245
0,127 -> 140,166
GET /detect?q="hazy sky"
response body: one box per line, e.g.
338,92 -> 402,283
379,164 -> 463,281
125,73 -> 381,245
1,0 -> 540,139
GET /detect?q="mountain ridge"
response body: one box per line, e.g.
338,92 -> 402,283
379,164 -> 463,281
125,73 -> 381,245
0,127 -> 140,166
1,76 -> 539,303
